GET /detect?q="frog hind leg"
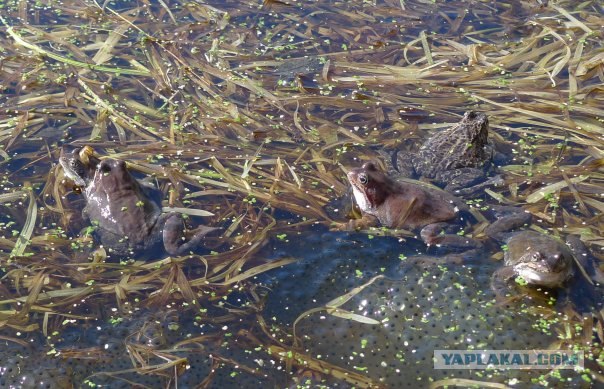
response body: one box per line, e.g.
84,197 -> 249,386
484,205 -> 532,241
437,168 -> 486,192
566,235 -> 604,285
562,275 -> 604,316
555,271 -> 604,343
407,248 -> 482,266
420,222 -> 482,252
160,213 -> 221,256
450,175 -> 505,197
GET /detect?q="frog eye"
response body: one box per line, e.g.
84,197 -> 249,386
99,161 -> 112,173
70,159 -> 85,177
530,252 -> 542,262
358,173 -> 368,185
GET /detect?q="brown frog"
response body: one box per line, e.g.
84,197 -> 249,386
392,111 -> 502,195
343,161 -> 480,250
491,231 -> 575,296
60,146 -> 218,258
491,231 -> 604,311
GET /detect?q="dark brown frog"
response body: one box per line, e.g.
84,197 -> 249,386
392,111 -> 502,195
60,146 -> 218,258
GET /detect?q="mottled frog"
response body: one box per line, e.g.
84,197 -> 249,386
392,111 -> 501,194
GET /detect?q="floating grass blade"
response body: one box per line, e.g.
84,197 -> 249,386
9,188 -> 36,259
430,378 -> 512,389
0,16 -> 150,76
293,275 -> 385,342
216,257 -> 297,285
0,190 -> 28,204
161,207 -> 214,217
526,176 -> 588,204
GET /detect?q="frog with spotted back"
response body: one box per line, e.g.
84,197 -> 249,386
60,146 -> 218,258
391,111 -> 502,195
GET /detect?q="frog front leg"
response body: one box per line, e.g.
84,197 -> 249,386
159,213 -> 220,256
390,150 -> 416,178
333,213 -> 380,231
491,266 -> 519,300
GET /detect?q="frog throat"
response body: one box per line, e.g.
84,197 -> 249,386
351,185 -> 371,211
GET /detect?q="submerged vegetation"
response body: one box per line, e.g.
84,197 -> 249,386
0,0 -> 603,386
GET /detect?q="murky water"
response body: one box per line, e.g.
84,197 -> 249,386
0,0 -> 602,387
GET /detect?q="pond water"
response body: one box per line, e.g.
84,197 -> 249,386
0,0 -> 603,388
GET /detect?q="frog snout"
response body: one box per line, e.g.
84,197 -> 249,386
99,160 -> 113,173
99,159 -> 126,173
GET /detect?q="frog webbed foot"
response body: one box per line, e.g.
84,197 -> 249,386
161,213 -> 221,256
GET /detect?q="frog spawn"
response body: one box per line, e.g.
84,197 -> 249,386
0,308 -> 279,388
0,358 -> 71,388
259,230 -> 588,387
293,265 -> 562,386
